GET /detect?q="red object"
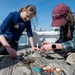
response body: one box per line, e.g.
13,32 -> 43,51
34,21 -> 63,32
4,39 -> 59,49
50,68 -> 54,72
51,3 -> 69,27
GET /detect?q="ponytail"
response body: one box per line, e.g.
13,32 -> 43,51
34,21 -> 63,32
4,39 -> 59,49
66,7 -> 73,38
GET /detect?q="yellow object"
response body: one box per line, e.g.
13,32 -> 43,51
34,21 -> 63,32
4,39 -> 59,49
55,68 -> 61,75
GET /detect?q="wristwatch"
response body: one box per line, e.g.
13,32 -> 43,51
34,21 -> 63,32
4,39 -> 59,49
52,44 -> 56,49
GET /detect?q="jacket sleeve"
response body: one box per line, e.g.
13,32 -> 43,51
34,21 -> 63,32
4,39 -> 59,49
26,21 -> 33,38
61,21 -> 75,51
0,12 -> 13,35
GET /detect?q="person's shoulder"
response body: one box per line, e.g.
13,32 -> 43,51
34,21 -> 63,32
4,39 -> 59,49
9,11 -> 20,20
8,11 -> 19,16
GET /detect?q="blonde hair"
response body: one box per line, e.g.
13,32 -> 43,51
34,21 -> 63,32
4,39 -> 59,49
66,7 -> 73,38
19,5 -> 36,16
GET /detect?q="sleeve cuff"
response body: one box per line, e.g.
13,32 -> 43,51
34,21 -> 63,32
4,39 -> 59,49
61,43 -> 67,51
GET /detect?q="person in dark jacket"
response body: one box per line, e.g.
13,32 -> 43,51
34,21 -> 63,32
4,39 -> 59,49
0,5 -> 39,58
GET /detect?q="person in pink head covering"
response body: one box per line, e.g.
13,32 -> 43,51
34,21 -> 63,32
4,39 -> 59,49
52,4 -> 73,43
41,3 -> 75,58
52,3 -> 72,26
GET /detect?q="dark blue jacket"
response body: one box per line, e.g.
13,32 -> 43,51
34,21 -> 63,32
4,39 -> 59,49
0,11 -> 33,41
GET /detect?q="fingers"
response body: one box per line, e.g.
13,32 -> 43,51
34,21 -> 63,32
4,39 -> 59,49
41,45 -> 49,51
7,48 -> 16,58
34,47 -> 39,51
41,45 -> 45,50
12,50 -> 16,58
10,50 -> 16,58
8,50 -> 12,57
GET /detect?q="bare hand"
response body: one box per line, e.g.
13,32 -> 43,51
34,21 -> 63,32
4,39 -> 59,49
41,43 -> 52,51
6,46 -> 17,58
32,46 -> 39,51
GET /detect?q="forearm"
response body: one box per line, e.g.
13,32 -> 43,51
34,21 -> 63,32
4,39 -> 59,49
55,43 -> 64,50
0,35 -> 10,47
29,37 -> 34,47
